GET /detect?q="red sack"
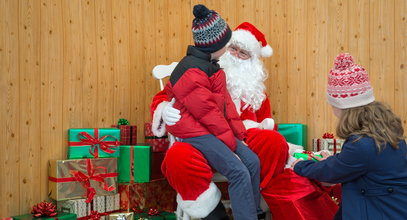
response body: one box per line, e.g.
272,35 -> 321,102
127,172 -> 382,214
262,169 -> 339,220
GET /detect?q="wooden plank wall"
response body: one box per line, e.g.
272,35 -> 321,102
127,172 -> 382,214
0,0 -> 406,217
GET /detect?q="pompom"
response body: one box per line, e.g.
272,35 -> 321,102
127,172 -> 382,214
261,45 -> 273,57
334,53 -> 354,70
193,4 -> 211,19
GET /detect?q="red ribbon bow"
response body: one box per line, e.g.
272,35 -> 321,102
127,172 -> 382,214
302,150 -> 314,160
147,208 -> 159,216
31,202 -> 57,217
70,159 -> 115,203
77,130 -> 120,158
322,132 -> 334,139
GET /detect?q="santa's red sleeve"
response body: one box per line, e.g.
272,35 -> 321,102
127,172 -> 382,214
240,95 -> 278,130
255,95 -> 272,121
150,89 -> 170,137
161,142 -> 220,218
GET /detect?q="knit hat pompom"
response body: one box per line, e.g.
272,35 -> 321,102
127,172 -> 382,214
191,4 -> 232,53
193,4 -> 211,19
333,53 -> 354,70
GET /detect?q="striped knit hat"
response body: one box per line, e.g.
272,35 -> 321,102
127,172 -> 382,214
192,4 -> 232,53
327,53 -> 375,109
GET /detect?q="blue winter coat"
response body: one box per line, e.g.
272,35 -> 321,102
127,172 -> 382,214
294,135 -> 407,220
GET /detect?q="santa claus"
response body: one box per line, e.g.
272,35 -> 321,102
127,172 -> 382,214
151,22 -> 338,220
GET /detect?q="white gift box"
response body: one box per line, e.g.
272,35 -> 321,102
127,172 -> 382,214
312,138 -> 345,154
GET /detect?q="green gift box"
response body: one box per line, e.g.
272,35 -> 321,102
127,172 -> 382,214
133,211 -> 175,219
12,213 -> 76,220
68,128 -> 121,159
278,124 -> 307,148
293,152 -> 322,161
118,145 -> 151,183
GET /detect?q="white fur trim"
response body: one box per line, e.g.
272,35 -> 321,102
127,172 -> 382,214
152,101 -> 168,137
261,44 -> 273,57
288,142 -> 304,156
243,119 -> 261,130
327,89 -> 375,109
231,30 -> 262,56
176,182 -> 221,218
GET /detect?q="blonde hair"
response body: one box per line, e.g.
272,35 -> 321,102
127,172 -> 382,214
336,101 -> 405,151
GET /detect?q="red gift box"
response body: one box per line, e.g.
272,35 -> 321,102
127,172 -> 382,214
144,122 -> 170,152
151,152 -> 165,181
111,125 -> 137,145
118,179 -> 176,212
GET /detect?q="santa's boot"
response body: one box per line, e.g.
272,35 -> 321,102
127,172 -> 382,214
202,201 -> 229,220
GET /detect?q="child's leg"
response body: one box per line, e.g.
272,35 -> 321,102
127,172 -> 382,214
182,134 -> 258,220
234,140 -> 261,212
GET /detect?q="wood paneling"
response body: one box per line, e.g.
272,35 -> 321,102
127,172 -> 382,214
1,0 -> 406,216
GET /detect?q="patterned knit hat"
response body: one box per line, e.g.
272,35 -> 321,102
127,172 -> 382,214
192,4 -> 232,53
327,53 -> 375,109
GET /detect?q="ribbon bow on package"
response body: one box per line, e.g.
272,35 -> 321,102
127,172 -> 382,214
322,132 -> 334,139
31,202 -> 58,217
312,132 -> 344,154
68,128 -> 121,159
48,158 -> 118,202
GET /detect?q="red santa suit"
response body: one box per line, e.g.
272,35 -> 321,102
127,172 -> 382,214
150,22 -> 338,219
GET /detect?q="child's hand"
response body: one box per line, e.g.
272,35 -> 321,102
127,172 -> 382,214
312,150 -> 331,161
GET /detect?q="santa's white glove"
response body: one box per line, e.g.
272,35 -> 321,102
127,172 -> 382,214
243,120 -> 262,130
260,118 -> 275,130
285,155 -> 298,168
162,98 -> 181,126
288,142 -> 305,156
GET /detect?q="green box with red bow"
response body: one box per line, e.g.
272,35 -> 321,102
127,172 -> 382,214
68,128 -> 121,159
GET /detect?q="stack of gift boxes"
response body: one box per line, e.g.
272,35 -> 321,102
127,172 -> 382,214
12,121 -> 176,220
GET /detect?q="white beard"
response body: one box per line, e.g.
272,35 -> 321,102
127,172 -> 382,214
219,51 -> 267,111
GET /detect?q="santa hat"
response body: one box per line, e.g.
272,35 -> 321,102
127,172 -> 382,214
327,53 -> 375,109
232,22 -> 273,57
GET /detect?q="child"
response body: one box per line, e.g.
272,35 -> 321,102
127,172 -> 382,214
293,53 -> 407,219
164,4 -> 261,220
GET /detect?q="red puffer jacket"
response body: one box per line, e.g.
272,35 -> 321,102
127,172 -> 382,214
165,46 -> 246,151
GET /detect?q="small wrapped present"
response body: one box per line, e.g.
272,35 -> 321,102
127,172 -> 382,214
144,122 -> 170,152
312,133 -> 345,154
118,145 -> 151,183
68,128 -> 121,159
108,212 -> 133,220
12,213 -> 77,220
112,119 -> 137,145
118,179 -> 176,212
56,198 -> 91,218
133,209 -> 175,220
151,152 -> 165,181
56,194 -> 120,220
278,124 -> 307,148
293,151 -> 322,161
49,158 -> 118,202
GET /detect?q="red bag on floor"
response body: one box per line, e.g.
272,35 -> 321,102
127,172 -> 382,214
262,169 -> 339,220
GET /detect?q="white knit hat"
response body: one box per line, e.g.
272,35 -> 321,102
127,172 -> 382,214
327,53 -> 375,109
